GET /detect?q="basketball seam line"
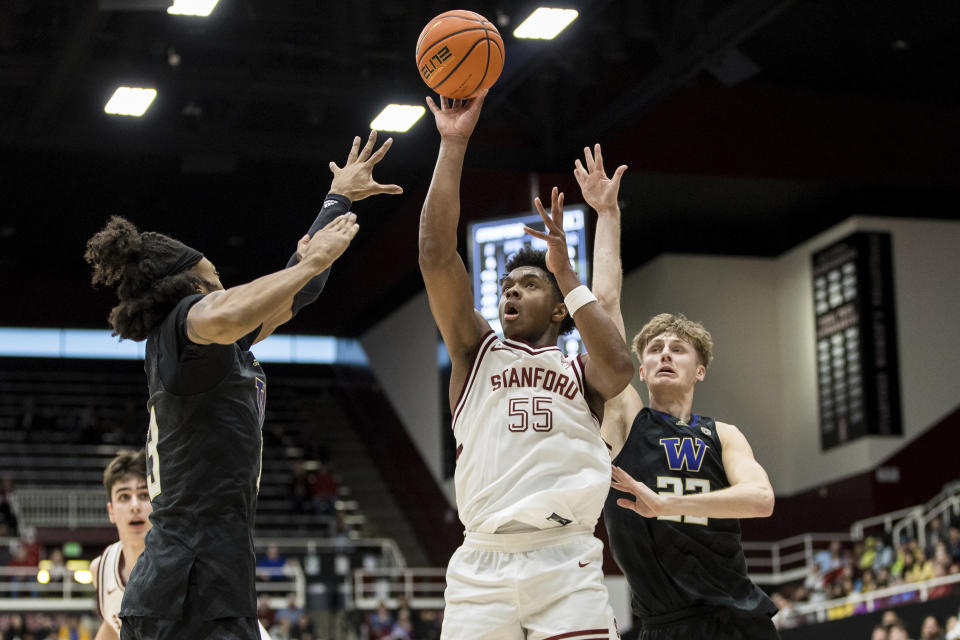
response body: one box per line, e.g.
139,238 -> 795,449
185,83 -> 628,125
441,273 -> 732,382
468,33 -> 492,98
431,36 -> 497,94
416,26 -> 496,67
415,13 -> 488,53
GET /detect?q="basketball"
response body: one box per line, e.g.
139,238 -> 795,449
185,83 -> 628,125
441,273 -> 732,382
415,10 -> 505,100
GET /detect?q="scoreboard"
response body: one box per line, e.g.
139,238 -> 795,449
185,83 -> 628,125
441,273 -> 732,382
467,207 -> 590,356
811,231 -> 902,450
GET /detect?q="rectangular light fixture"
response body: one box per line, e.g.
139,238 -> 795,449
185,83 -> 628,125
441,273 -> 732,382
369,104 -> 426,133
167,0 -> 220,16
513,8 -> 579,39
104,86 -> 157,117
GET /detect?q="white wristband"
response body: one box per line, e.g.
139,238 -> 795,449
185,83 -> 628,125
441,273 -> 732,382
564,285 -> 597,316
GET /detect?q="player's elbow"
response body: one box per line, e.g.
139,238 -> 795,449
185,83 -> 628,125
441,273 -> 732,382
755,486 -> 775,518
418,233 -> 450,267
598,352 -> 635,398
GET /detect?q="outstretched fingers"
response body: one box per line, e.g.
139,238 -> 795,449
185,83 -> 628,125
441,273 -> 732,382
358,130 -> 378,162
346,135 -> 362,165
593,143 -> 605,175
367,136 -> 393,164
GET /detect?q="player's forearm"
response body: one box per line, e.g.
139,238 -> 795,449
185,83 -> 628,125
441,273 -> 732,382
284,194 -> 351,316
591,205 -> 625,339
193,261 -> 324,343
557,268 -> 633,396
419,138 -> 468,265
663,481 -> 775,519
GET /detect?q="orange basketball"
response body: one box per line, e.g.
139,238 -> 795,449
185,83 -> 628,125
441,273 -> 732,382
415,10 -> 505,100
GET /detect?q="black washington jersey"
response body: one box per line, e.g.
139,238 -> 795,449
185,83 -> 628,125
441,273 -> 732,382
121,294 -> 265,621
603,408 -> 776,621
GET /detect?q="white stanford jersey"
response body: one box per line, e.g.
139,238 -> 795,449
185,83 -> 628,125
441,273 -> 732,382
94,541 -> 125,635
453,331 -> 611,533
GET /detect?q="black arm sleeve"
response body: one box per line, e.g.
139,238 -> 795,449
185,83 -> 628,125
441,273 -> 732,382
287,193 -> 351,317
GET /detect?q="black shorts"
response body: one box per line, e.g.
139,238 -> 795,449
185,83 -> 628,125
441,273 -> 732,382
120,615 -> 260,640
119,563 -> 260,640
639,607 -> 780,640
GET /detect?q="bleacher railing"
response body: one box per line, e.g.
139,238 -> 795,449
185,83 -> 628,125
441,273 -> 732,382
351,568 -> 446,610
743,533 -> 855,584
0,562 -> 305,612
744,478 -> 960,585
778,572 -> 960,627
10,489 -> 108,528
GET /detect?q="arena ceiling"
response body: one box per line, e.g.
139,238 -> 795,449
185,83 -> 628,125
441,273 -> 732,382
1,0 -> 959,335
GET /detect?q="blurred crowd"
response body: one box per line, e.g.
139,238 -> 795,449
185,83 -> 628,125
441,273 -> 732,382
772,514 -> 960,631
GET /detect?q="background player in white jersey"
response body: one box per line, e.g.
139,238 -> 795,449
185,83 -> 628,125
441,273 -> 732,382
91,450 -> 274,640
91,450 -> 152,640
419,90 -> 635,639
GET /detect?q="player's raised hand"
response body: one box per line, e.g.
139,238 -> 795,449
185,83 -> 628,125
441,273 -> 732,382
523,187 -> 574,278
329,130 -> 403,202
299,213 -> 359,272
426,89 -> 487,142
611,465 -> 667,518
574,143 -> 627,215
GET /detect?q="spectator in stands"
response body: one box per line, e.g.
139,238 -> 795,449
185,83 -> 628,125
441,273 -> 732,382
929,562 -> 953,599
861,569 -> 878,594
7,539 -> 38,598
388,609 -> 414,639
309,462 -> 338,515
876,535 -> 896,572
46,548 -> 69,585
873,625 -> 890,640
414,610 -> 443,640
921,615 -> 946,640
273,593 -> 305,628
257,543 -> 290,581
945,614 -> 960,640
269,617 -> 293,640
391,595 -> 418,629
291,612 -> 314,640
927,517 -> 949,557
888,623 -> 911,640
290,460 -> 313,514
3,613 -> 26,639
948,527 -> 960,562
860,537 -> 880,571
365,602 -> 394,640
883,610 -> 905,629
909,549 -> 936,583
892,543 -> 909,579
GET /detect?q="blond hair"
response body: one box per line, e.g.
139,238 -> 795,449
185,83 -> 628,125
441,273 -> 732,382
632,313 -> 714,367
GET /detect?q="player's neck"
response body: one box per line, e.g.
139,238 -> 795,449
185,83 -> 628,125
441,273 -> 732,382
505,329 -> 559,349
648,392 -> 694,424
120,539 -> 145,581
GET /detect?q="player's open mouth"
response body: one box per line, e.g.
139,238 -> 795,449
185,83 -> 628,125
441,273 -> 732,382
657,367 -> 676,376
129,520 -> 146,527
504,305 -> 519,320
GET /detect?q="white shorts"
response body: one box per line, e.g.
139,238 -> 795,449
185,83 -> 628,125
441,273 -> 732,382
441,526 -> 619,640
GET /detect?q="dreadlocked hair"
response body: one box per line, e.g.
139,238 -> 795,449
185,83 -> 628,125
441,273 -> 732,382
503,247 -> 576,336
84,216 -> 202,341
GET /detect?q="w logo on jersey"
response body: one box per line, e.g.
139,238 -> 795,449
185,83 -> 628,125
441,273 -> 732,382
659,437 -> 709,472
255,377 -> 266,426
